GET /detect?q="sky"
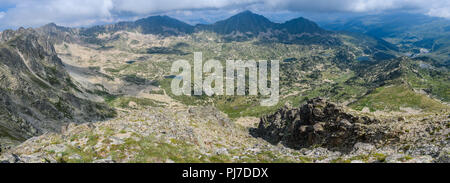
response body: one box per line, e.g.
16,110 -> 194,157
0,0 -> 449,30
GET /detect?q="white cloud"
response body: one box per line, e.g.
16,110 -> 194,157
0,0 -> 258,29
425,1 -> 450,18
0,0 -> 115,28
262,0 -> 450,17
112,0 -> 257,14
0,0 -> 448,29
0,12 -> 5,19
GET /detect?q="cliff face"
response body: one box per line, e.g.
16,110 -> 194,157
0,28 -> 115,149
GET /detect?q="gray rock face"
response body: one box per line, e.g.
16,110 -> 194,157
436,147 -> 450,163
350,143 -> 375,155
256,98 -> 394,151
0,28 -> 115,145
35,23 -> 81,44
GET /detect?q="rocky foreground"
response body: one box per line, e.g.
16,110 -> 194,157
1,98 -> 448,163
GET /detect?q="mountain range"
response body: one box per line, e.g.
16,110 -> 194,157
39,10 -> 343,46
80,10 -> 328,37
0,11 -> 448,163
321,12 -> 450,66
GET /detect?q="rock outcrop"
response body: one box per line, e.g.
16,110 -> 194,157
256,98 -> 397,151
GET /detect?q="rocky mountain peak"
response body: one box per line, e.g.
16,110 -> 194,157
279,17 -> 328,34
135,15 -> 195,35
205,10 -> 276,35
36,23 -> 79,44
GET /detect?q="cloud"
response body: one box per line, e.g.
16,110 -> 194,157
0,0 -> 115,28
262,0 -> 450,16
112,0 -> 257,14
426,3 -> 450,18
0,0 -> 258,29
0,0 -> 448,30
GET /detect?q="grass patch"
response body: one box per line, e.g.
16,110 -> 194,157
350,84 -> 448,112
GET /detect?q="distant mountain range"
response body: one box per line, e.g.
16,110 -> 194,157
80,10 -> 328,37
38,10 -> 339,45
33,10 -> 402,64
321,12 -> 450,66
196,10 -> 327,35
321,13 -> 450,39
80,15 -> 195,37
11,11 -> 449,61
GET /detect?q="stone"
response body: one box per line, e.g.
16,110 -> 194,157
92,157 -> 115,163
339,119 -> 353,128
256,98 -> 388,151
350,160 -> 364,163
313,123 -> 324,132
109,136 -> 125,145
128,101 -> 138,108
385,154 -> 405,163
351,143 -> 375,155
215,148 -> 229,155
3,154 -> 21,163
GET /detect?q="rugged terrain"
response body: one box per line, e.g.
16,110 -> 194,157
321,12 -> 450,66
1,98 -> 448,163
0,11 -> 449,163
0,28 -> 115,151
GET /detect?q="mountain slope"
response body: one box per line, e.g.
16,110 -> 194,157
36,23 -> 81,44
344,57 -> 449,112
135,15 -> 195,35
81,15 -> 194,38
195,11 -> 338,45
278,17 -> 328,34
197,10 -> 276,35
321,13 -> 450,66
0,28 -> 115,149
67,10 -> 341,46
33,11 -> 400,50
